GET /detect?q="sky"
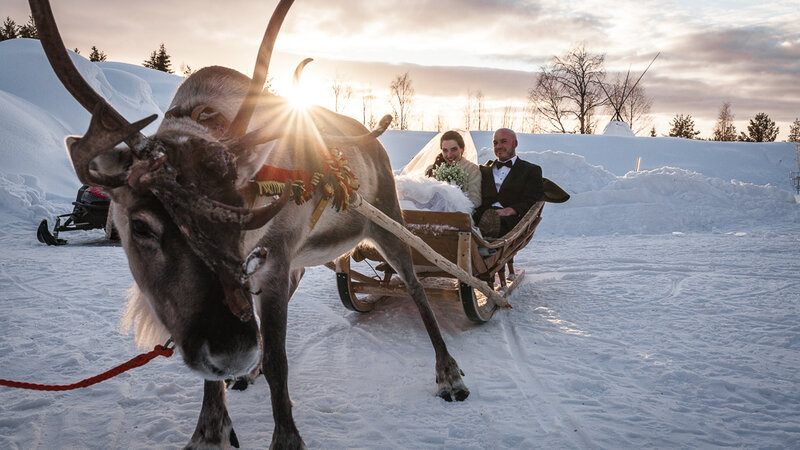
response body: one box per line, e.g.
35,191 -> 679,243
1,41 -> 799,448
3,0 -> 799,138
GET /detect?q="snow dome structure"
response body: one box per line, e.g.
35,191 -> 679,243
602,119 -> 635,137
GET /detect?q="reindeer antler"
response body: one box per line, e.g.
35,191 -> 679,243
320,114 -> 394,146
226,0 -> 295,139
30,0 -> 155,187
292,57 -> 314,86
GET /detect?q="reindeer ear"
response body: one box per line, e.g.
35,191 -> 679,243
65,136 -> 133,188
191,105 -> 230,138
233,140 -> 275,188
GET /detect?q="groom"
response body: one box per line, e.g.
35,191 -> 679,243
473,128 -> 543,237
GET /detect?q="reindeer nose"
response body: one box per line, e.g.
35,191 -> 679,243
200,341 -> 261,379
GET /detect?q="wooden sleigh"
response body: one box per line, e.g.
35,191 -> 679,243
327,179 -> 569,323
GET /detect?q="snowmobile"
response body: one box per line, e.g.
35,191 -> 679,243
37,185 -> 117,245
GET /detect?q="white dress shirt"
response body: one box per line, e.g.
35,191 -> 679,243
491,155 -> 518,207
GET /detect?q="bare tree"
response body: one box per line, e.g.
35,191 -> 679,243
463,89 -> 474,129
528,67 -> 569,133
531,44 -> 606,134
502,105 -> 516,129
603,74 -> 652,135
711,101 -> 737,141
435,113 -> 445,132
361,89 -> 376,129
331,72 -> 353,114
389,72 -> 414,130
621,86 -> 652,135
522,97 -> 542,134
553,44 -> 605,134
475,90 -> 485,131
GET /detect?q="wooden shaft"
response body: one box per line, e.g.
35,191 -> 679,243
350,194 -> 508,308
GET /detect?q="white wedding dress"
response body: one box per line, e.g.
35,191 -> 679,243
395,130 -> 479,214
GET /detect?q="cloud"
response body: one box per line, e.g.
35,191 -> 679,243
3,0 -> 798,137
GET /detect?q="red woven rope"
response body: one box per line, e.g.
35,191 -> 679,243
255,165 -> 314,185
0,344 -> 174,391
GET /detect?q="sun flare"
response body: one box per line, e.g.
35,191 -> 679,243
287,86 -> 314,110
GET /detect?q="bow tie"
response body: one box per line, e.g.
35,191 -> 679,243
493,159 -> 513,169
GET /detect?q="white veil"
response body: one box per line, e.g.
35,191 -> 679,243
400,129 -> 478,175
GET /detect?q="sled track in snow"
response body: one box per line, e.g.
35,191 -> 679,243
497,312 -> 594,448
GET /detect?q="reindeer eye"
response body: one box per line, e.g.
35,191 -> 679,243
131,219 -> 154,239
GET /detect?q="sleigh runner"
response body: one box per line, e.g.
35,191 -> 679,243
329,178 -> 568,323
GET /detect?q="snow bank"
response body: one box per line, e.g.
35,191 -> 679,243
0,38 -> 796,238
469,130 -> 797,188
0,172 -> 60,224
0,90 -> 77,195
538,166 -> 799,236
519,150 -> 618,194
0,39 -> 181,198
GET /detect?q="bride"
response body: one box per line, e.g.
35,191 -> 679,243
396,129 -> 482,213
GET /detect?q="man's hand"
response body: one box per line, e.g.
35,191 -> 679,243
496,207 -> 517,217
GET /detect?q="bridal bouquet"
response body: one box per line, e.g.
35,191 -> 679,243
431,162 -> 467,188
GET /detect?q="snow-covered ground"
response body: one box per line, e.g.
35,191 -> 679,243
1,38 -> 799,449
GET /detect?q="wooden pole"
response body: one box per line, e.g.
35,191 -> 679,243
350,194 -> 509,308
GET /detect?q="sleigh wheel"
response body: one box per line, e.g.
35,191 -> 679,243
336,274 -> 380,312
459,282 -> 496,323
335,254 -> 379,313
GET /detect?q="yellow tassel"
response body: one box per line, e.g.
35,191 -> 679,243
323,183 -> 335,199
254,143 -> 361,212
256,181 -> 285,196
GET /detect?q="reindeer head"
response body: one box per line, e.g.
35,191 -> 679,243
30,0 -> 294,379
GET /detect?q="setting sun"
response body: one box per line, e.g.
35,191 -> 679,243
286,85 -> 314,109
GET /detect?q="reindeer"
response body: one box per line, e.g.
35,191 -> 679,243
30,0 -> 469,448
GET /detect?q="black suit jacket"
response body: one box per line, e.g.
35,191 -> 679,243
473,158 -> 544,230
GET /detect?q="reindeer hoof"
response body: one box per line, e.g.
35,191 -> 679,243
437,385 -> 470,402
226,365 -> 261,391
230,428 -> 240,448
185,423 -> 239,449
227,377 -> 250,391
436,358 -> 469,402
269,433 -> 306,450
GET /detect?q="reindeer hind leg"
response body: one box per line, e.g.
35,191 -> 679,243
370,228 -> 469,402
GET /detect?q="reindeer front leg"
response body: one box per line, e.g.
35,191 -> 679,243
372,227 -> 470,402
259,264 -> 305,449
185,380 -> 239,449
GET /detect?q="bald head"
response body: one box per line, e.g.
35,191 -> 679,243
495,128 -> 516,141
493,128 -> 518,161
